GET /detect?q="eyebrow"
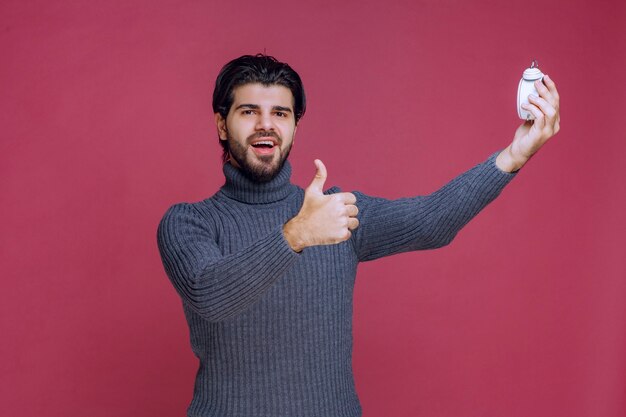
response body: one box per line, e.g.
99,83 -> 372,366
235,104 -> 293,113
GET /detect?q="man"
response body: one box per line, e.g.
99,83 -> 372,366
157,54 -> 560,417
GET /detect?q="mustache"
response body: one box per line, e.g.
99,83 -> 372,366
247,131 -> 281,144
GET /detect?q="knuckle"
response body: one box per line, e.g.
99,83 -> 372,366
337,192 -> 354,204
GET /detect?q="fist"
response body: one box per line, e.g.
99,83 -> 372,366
498,74 -> 561,172
283,160 -> 359,252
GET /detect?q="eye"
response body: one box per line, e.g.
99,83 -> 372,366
242,109 -> 256,115
275,111 -> 286,117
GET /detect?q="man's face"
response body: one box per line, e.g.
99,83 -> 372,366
216,83 -> 297,183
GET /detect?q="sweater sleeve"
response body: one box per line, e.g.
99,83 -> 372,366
156,203 -> 300,322
352,151 -> 517,262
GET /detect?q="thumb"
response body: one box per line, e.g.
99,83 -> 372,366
307,159 -> 327,195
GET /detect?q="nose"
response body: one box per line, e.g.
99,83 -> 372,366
255,111 -> 274,131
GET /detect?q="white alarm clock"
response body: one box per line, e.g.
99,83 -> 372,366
517,60 -> 544,120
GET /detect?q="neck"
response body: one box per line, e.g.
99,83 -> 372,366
219,161 -> 297,204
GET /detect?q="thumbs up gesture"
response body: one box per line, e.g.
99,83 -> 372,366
283,160 -> 359,252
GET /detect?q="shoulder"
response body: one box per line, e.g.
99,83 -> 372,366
156,200 -> 222,254
158,199 -> 220,237
160,202 -> 199,223
158,203 -> 199,237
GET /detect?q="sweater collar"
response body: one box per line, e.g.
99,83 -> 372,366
219,160 -> 297,204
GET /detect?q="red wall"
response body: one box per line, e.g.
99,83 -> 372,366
2,1 -> 625,416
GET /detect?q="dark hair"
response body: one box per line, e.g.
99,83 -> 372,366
212,54 -> 306,162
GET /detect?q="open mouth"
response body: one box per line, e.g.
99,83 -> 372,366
251,140 -> 275,149
250,138 -> 278,155
250,136 -> 278,156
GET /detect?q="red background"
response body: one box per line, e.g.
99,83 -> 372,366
2,1 -> 625,416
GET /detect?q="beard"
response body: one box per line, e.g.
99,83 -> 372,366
226,131 -> 292,183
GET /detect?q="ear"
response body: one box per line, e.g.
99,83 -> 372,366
292,123 -> 298,145
214,113 -> 228,141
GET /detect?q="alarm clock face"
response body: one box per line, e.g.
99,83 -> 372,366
517,67 -> 543,120
517,79 -> 538,120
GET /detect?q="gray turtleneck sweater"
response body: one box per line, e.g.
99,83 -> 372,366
157,152 -> 516,417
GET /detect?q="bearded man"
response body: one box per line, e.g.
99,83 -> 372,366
157,54 -> 560,417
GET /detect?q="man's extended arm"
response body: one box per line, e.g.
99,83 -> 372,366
351,152 -> 514,262
284,75 -> 560,256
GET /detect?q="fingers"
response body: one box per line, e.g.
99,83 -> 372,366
527,89 -> 560,134
295,161 -> 360,247
335,192 -> 357,205
522,102 -> 546,129
523,99 -> 560,138
541,75 -> 561,134
307,159 -> 327,195
536,76 -> 559,111
528,94 -> 557,120
345,204 -> 359,232
542,74 -> 560,106
345,204 -> 359,217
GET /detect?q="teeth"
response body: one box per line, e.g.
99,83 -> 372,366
254,141 -> 274,146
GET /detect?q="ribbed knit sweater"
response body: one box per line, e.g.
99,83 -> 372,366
156,151 -> 516,417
